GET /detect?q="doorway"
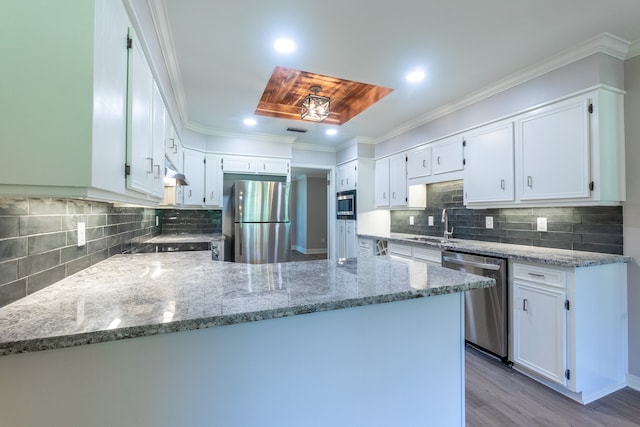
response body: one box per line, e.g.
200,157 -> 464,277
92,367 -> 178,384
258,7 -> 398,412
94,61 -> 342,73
290,167 -> 330,259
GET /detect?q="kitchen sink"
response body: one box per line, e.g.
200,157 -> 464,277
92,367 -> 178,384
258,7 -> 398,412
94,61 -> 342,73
406,236 -> 448,243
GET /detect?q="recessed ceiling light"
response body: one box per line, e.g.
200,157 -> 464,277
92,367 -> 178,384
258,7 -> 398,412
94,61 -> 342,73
406,70 -> 425,83
326,129 -> 337,136
243,118 -> 256,126
274,38 -> 295,53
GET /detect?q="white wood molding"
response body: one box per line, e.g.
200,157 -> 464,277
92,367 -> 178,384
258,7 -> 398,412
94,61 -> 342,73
628,373 -> 640,392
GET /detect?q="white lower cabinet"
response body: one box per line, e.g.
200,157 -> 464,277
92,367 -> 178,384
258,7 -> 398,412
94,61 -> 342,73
388,242 -> 441,267
337,219 -> 357,259
509,260 -> 627,404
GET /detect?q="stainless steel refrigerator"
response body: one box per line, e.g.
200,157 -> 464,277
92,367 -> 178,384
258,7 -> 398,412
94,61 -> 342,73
232,180 -> 291,264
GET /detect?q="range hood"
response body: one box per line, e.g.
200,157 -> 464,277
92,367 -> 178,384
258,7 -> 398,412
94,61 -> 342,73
164,168 -> 189,186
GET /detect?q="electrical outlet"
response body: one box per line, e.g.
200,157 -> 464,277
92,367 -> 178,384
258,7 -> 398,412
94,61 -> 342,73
537,217 -> 548,232
155,215 -> 159,227
428,216 -> 434,226
485,216 -> 493,229
409,215 -> 415,226
77,222 -> 86,247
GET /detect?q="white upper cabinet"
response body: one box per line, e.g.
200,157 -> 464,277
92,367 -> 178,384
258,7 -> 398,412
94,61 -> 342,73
165,118 -> 182,172
517,96 -> 590,201
337,160 -> 358,192
463,120 -> 515,204
389,154 -> 408,207
182,149 -> 205,206
205,155 -> 222,207
222,156 -> 290,177
433,135 -> 464,176
0,0 -> 142,203
464,88 -> 625,208
407,145 -> 432,180
374,158 -> 391,207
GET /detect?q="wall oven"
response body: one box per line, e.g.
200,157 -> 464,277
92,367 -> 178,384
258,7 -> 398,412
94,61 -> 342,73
337,190 -> 356,220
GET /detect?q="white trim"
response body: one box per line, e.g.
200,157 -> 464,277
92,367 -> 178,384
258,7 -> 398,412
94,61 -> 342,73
375,33 -> 631,145
184,121 -> 296,144
627,373 -> 640,392
627,40 -> 640,59
292,142 -> 337,153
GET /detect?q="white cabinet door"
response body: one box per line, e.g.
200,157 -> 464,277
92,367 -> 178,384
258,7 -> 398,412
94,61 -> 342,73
345,219 -> 357,258
165,119 -> 181,171
464,121 -> 515,204
183,149 -> 204,206
512,281 -> 567,386
150,82 -> 166,198
259,158 -> 289,176
517,97 -> 591,201
336,219 -> 346,258
337,161 -> 357,191
389,154 -> 407,207
205,155 -> 222,207
375,158 -> 390,207
222,156 -> 255,173
407,145 -> 432,179
126,27 -> 154,195
433,136 -> 463,175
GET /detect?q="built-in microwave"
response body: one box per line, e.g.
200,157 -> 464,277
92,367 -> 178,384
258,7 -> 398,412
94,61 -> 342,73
337,190 -> 356,220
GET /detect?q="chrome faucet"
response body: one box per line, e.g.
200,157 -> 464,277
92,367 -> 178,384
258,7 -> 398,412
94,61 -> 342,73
442,208 -> 454,239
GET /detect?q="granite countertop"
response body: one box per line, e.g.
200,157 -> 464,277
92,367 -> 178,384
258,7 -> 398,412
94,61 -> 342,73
359,232 -> 632,267
0,252 -> 493,356
146,233 -> 224,244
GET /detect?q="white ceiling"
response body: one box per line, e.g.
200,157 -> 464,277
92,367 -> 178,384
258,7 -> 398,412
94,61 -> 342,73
150,0 -> 640,149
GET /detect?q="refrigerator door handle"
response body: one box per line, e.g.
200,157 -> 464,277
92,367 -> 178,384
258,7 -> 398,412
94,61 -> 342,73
238,224 -> 243,256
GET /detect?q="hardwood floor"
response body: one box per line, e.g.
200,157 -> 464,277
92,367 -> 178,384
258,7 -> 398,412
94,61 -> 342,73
466,346 -> 640,426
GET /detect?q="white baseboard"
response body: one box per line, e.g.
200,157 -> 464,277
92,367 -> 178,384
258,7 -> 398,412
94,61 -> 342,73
627,373 -> 640,391
292,246 -> 327,255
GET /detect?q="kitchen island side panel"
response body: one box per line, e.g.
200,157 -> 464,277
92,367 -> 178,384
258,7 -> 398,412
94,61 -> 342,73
0,293 -> 464,427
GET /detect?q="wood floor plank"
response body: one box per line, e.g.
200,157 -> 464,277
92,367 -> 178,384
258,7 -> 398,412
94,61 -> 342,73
465,346 -> 640,426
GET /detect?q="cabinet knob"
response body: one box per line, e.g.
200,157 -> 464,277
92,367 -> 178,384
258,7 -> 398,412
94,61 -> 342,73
527,176 -> 533,188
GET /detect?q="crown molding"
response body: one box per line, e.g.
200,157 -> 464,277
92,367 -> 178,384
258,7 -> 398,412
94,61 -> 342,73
292,142 -> 338,153
628,40 -> 640,59
148,0 -> 190,127
184,121 -> 296,144
375,32 -> 631,144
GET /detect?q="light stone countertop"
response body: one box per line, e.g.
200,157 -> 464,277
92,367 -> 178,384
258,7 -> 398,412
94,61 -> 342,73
359,232 -> 631,267
0,252 -> 493,356
145,233 -> 224,244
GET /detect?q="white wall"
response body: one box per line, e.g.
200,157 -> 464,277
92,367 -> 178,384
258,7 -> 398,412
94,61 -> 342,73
624,54 -> 640,380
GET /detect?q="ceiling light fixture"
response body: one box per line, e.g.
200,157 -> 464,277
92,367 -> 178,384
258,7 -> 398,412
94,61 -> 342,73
243,118 -> 256,126
406,70 -> 425,83
326,129 -> 337,135
274,38 -> 295,53
301,86 -> 330,122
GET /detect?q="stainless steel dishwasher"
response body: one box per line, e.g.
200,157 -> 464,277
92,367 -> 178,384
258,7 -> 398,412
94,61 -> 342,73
442,250 -> 508,361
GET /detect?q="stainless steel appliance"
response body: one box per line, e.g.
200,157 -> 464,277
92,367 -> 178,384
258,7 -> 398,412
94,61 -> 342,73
337,189 -> 356,220
232,180 -> 291,264
442,250 -> 508,360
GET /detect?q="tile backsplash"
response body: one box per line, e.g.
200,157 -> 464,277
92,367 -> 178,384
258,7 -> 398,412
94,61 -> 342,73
157,209 -> 222,234
0,198 -> 159,307
390,180 -> 623,255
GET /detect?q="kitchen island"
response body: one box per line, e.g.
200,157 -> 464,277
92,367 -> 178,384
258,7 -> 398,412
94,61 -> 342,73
0,253 -> 493,427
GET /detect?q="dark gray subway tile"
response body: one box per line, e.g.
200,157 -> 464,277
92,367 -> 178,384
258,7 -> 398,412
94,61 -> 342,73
87,238 -> 108,254
27,265 -> 66,294
29,198 -> 68,215
580,233 -> 623,246
0,238 -> 27,262
0,279 -> 26,308
90,249 -> 109,264
0,260 -> 18,285
61,245 -> 88,264
0,198 -> 29,215
87,214 -> 107,227
19,216 -> 61,235
66,200 -> 92,214
28,232 -> 67,255
62,214 -> 89,231
573,224 -> 622,234
91,203 -> 111,214
573,242 -> 622,255
18,250 -> 60,278
0,217 -> 19,239
65,255 -> 92,276
580,213 -> 623,224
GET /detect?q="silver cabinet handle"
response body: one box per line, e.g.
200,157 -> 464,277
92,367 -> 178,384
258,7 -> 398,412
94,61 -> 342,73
523,299 -> 528,312
154,164 -> 161,178
392,191 -> 396,199
500,179 -> 505,190
146,158 -> 153,173
168,138 -> 175,149
528,272 -> 545,278
437,156 -> 441,165
527,176 -> 533,188
188,189 -> 192,197
383,192 -> 387,200
422,159 -> 427,168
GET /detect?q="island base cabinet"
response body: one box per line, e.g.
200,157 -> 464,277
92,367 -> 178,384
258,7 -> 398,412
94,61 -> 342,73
510,261 -> 627,404
0,294 -> 466,427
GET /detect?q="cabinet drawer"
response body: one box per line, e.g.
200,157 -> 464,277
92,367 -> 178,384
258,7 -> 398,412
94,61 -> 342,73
513,263 -> 566,289
388,242 -> 412,257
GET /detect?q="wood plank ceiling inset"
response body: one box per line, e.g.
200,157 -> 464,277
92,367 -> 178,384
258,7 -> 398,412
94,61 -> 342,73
255,66 -> 393,126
